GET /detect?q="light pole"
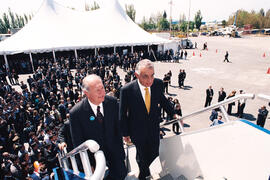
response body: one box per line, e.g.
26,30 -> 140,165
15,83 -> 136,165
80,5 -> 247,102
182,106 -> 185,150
169,0 -> 173,33
186,0 -> 191,39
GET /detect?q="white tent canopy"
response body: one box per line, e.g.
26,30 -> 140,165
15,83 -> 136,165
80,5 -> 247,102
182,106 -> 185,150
0,0 -> 169,55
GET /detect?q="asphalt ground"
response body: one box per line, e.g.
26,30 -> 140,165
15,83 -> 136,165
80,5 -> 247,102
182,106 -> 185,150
13,35 -> 270,178
13,35 -> 270,133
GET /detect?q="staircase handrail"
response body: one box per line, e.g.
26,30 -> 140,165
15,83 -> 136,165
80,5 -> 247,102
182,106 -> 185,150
58,140 -> 106,180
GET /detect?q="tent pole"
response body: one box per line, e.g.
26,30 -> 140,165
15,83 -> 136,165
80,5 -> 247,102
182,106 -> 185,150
114,46 -> 116,54
131,46 -> 134,54
52,50 -> 56,63
147,45 -> 150,56
29,52 -> 35,73
95,48 -> 97,56
74,49 -> 78,60
4,54 -> 9,71
162,44 -> 165,53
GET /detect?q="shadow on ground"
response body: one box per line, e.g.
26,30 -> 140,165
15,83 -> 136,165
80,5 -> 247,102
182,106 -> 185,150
184,123 -> 190,128
243,113 -> 257,121
182,85 -> 192,90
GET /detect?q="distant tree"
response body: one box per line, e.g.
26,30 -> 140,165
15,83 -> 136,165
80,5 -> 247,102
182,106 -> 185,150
85,1 -> 100,11
189,21 -> 195,30
8,8 -> 17,29
0,9 -> 32,33
158,17 -> 169,31
139,16 -> 148,30
259,8 -> 265,17
194,10 -> 203,29
125,4 -> 136,22
266,9 -> 270,18
2,13 -> 10,33
0,19 -> 7,33
179,13 -> 186,24
24,14 -> 28,24
180,21 -> 187,32
163,11 -> 167,19
222,20 -> 227,27
227,9 -> 270,28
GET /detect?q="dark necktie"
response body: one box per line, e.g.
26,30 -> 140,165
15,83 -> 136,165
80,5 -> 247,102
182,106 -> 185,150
96,106 -> 103,124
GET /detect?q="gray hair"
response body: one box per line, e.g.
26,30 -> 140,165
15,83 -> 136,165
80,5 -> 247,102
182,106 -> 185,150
135,59 -> 154,74
82,74 -> 102,92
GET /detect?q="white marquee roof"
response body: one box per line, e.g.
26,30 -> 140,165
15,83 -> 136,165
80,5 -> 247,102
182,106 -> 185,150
0,0 -> 169,55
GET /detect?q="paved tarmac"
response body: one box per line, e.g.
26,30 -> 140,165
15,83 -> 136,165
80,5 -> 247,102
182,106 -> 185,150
13,35 -> 270,178
14,35 -> 270,133
148,35 -> 270,133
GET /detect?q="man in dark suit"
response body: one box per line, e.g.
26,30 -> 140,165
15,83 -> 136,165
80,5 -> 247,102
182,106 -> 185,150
70,74 -> 126,180
218,87 -> 226,102
204,85 -> 214,107
120,59 -> 178,180
57,119 -> 73,152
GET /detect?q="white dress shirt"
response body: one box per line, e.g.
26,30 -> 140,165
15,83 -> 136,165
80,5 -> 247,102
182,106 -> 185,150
137,80 -> 151,103
88,99 -> 104,116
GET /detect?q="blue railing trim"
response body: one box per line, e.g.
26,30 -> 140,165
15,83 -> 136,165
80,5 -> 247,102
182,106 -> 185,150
67,169 -> 86,179
240,119 -> 270,135
53,167 -> 59,180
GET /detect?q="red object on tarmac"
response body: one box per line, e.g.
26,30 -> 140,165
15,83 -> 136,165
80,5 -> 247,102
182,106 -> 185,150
193,52 -> 195,56
200,53 -> 202,57
216,49 -> 218,53
267,68 -> 270,74
263,53 -> 266,58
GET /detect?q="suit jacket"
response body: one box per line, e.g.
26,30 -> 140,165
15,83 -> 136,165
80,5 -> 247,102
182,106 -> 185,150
218,91 -> 226,102
206,88 -> 214,98
119,79 -> 175,153
58,120 -> 73,152
69,96 -> 124,162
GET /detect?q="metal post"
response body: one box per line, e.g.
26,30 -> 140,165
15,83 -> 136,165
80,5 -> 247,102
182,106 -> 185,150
29,52 -> 35,73
70,156 -> 79,175
131,46 -> 134,54
179,121 -> 184,132
74,49 -> 78,60
4,54 -> 9,70
95,48 -> 97,56
113,46 -> 116,54
147,45 -> 150,53
79,151 -> 93,178
52,50 -> 56,63
162,44 -> 165,53
62,158 -> 69,171
220,105 -> 230,122
186,0 -> 191,39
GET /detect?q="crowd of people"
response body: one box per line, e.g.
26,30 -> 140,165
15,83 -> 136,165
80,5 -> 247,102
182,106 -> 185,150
0,50 -> 150,179
0,48 -> 269,179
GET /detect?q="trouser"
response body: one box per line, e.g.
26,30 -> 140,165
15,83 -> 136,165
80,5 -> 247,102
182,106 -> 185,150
257,118 -> 266,128
173,122 -> 180,134
204,97 -> 212,107
135,142 -> 159,180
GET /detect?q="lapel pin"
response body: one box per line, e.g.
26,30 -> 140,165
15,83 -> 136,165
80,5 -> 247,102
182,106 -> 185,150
90,116 -> 95,121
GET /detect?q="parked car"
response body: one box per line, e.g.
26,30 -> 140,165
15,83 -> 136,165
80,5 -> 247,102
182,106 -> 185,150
180,39 -> 193,49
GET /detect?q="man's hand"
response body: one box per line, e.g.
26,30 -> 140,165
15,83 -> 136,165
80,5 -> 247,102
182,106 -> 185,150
58,142 -> 67,151
173,114 -> 184,126
173,114 -> 180,120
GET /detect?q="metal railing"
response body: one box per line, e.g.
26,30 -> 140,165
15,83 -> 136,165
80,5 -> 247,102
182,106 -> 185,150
58,140 -> 106,180
161,93 -> 255,132
257,94 -> 270,102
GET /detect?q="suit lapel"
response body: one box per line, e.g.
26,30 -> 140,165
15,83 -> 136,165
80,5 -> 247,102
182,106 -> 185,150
82,98 -> 96,120
134,81 -> 149,115
103,97 -> 109,124
149,85 -> 155,115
